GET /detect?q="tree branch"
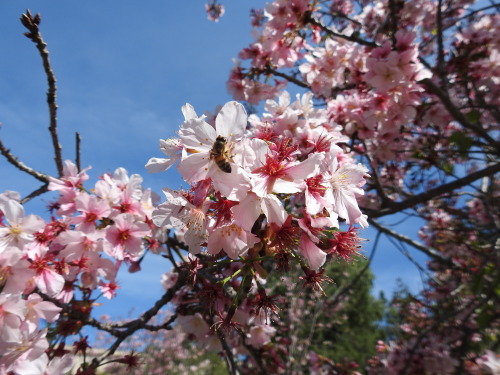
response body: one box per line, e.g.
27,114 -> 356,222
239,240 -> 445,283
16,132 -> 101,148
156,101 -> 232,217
366,162 -> 500,218
75,132 -> 82,172
265,68 -> 310,89
21,184 -> 49,204
306,14 -> 378,47
419,78 -> 498,147
0,138 -> 50,183
88,270 -> 187,370
436,0 -> 446,87
216,329 -> 240,375
21,10 -> 64,177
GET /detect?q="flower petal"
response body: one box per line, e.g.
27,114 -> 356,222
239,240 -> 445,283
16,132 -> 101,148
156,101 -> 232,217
233,193 -> 261,232
216,101 -> 247,140
177,152 -> 210,183
179,118 -> 216,151
299,234 -> 326,270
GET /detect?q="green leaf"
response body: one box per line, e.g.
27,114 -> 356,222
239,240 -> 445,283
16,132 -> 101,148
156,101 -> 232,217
441,162 -> 454,174
449,131 -> 473,155
465,110 -> 481,124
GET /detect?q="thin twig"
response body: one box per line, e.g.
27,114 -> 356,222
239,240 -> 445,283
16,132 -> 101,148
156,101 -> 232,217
436,0 -> 446,87
361,144 -> 392,206
385,230 -> 438,283
369,218 -> 449,264
237,332 -> 266,375
21,184 -> 49,204
318,9 -> 362,26
88,270 -> 187,370
0,138 -> 50,183
387,0 -> 399,44
75,132 -> 81,172
306,14 -> 378,47
21,10 -> 64,177
216,329 -> 240,375
265,68 -> 310,89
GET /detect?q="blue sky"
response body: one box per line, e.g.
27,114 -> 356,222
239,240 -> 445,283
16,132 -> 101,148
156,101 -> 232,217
0,1 -> 427,319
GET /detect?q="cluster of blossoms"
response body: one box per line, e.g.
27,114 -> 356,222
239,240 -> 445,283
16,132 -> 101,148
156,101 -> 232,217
147,94 -> 368,266
0,162 -> 157,373
229,1 -> 437,166
146,93 -> 368,365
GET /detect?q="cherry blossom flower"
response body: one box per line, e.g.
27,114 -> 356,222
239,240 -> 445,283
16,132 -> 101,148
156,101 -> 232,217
207,224 -> 260,259
177,101 -> 251,199
153,188 -> 210,254
326,158 -> 369,227
71,194 -> 111,232
105,213 -> 150,260
247,324 -> 276,348
0,200 -> 45,252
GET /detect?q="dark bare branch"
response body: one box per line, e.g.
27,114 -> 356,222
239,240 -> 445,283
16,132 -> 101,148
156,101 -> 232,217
21,184 -> 49,204
366,162 -> 500,218
216,329 -> 240,375
0,138 -> 50,183
436,0 -> 446,87
306,14 -> 378,47
21,10 -> 64,177
265,67 -> 310,89
86,270 -> 187,371
75,132 -> 82,172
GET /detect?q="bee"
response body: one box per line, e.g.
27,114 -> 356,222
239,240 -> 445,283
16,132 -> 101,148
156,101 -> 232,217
210,135 -> 232,173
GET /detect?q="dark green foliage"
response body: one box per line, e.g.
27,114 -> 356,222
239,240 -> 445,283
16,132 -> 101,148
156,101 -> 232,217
267,258 -> 387,368
308,260 -> 386,365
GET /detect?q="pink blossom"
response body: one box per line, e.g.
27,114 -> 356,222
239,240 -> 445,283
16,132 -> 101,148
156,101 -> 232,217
251,148 -> 324,196
232,192 -> 287,231
0,200 -> 45,252
105,213 -> 150,260
176,101 -> 251,199
160,271 -> 178,290
207,224 -> 259,259
99,280 -> 120,299
47,160 -> 90,192
13,353 -> 74,375
0,247 -> 34,294
145,138 -> 184,173
29,256 -> 65,297
177,313 -> 210,340
71,194 -> 111,232
1,329 -> 49,370
247,324 -> 276,348
153,188 -> 210,254
327,158 -> 369,227
0,293 -> 26,345
145,103 -> 196,174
